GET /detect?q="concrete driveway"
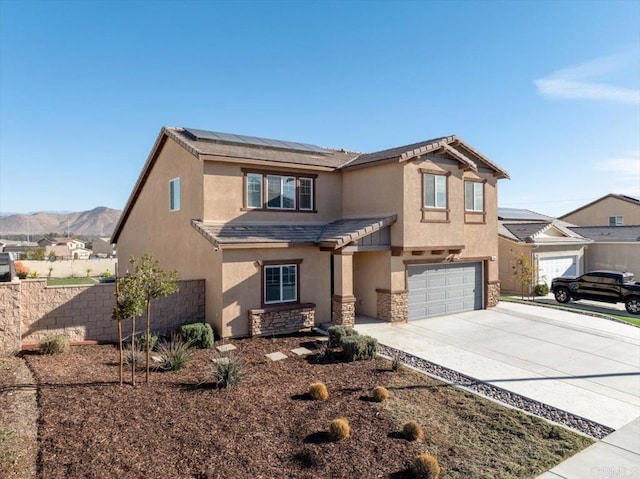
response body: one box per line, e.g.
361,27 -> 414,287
355,302 -> 640,430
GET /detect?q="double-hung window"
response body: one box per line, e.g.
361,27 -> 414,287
169,178 -> 180,211
243,170 -> 316,212
264,264 -> 297,304
424,174 -> 447,209
465,181 -> 484,212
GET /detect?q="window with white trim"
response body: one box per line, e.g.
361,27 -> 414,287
247,173 -> 262,208
609,215 -> 624,226
465,181 -> 484,212
264,264 -> 297,304
169,178 -> 180,211
424,173 -> 447,208
299,177 -> 313,210
267,175 -> 296,209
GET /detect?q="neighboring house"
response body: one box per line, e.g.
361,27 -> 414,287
568,226 -> 640,279
112,127 -> 509,338
0,240 -> 38,256
559,194 -> 640,227
41,237 -> 90,260
498,208 -> 591,292
92,237 -> 115,257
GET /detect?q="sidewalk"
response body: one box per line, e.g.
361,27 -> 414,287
536,418 -> 640,479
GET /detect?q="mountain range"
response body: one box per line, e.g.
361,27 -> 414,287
0,207 -> 122,236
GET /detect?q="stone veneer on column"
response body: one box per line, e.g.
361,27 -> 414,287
376,289 -> 408,323
487,281 -> 500,307
332,295 -> 356,327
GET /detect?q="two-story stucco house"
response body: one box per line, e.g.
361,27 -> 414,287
112,127 -> 509,338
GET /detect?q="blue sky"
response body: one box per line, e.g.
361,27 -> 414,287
1,0 -> 638,217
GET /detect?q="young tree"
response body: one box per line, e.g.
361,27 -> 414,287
129,254 -> 179,384
113,267 -> 145,386
513,253 -> 538,300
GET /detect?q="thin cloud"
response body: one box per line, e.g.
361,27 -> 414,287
535,52 -> 640,104
591,152 -> 640,197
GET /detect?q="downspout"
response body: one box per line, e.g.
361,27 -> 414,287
531,244 -> 539,300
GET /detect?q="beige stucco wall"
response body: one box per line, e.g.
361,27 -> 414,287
342,162 -> 404,244
561,197 -> 640,226
202,161 -> 342,223
219,247 -> 331,338
353,251 -> 391,317
116,137 -> 221,331
584,243 -> 640,277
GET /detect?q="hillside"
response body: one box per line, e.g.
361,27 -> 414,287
0,207 -> 122,236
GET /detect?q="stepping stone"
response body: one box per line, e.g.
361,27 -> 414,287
265,351 -> 288,361
212,357 -> 230,365
291,347 -> 313,357
151,355 -> 163,363
216,343 -> 237,352
314,336 -> 328,342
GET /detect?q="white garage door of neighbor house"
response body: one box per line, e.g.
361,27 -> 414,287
407,262 -> 483,320
538,256 -> 577,287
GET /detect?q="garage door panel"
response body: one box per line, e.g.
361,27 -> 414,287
538,256 -> 578,288
408,262 -> 483,320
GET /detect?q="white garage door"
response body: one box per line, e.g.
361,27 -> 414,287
408,262 -> 483,320
538,256 -> 577,287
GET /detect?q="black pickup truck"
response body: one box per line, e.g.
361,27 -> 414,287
551,271 -> 640,314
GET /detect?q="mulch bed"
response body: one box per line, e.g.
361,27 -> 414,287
25,335 -> 423,479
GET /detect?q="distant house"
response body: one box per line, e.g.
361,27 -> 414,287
568,226 -> 640,278
497,208 -> 591,292
92,237 -> 115,257
559,194 -> 640,227
112,126 -> 509,339
0,239 -> 38,257
43,238 -> 91,260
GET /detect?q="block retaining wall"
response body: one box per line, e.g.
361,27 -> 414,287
0,279 -> 205,355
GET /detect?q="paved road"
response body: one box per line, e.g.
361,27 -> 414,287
355,301 -> 640,430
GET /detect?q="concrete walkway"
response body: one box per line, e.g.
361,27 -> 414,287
355,302 -> 640,478
536,417 -> 640,479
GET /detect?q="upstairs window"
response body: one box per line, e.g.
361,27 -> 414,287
169,178 -> 180,211
609,215 -> 624,226
465,181 -> 484,212
267,175 -> 296,209
424,173 -> 447,209
243,170 -> 316,212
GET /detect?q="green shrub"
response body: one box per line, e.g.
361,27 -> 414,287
410,452 -> 441,479
155,336 -> 193,371
178,322 -> 214,349
403,421 -> 424,441
134,333 -> 159,351
39,334 -> 70,354
329,417 -> 350,441
372,386 -> 389,402
327,325 -> 358,347
213,352 -> 243,388
534,283 -> 549,296
340,335 -> 378,361
309,382 -> 329,400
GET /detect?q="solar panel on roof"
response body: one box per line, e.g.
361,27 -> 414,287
183,127 -> 329,155
498,208 -> 551,221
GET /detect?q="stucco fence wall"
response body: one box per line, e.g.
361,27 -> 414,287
20,258 -> 117,278
0,278 -> 205,355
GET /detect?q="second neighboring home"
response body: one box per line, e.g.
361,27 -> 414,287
92,237 -> 116,257
112,127 -> 509,338
559,194 -> 640,227
498,208 -> 591,293
41,237 -> 92,260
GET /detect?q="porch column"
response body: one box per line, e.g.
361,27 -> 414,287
332,253 -> 356,326
376,254 -> 408,323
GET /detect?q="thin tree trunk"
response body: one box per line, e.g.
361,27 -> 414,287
145,299 -> 151,384
118,319 -> 123,387
131,315 -> 136,387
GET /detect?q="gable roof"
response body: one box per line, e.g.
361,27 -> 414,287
112,126 -> 508,243
501,222 -> 552,242
568,226 -> 640,242
341,135 -> 510,178
559,194 -> 640,220
192,216 -> 397,250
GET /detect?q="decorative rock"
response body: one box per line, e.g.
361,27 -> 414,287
216,343 -> 237,352
265,351 -> 288,361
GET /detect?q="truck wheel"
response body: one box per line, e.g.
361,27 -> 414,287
554,287 -> 570,303
625,297 -> 640,315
